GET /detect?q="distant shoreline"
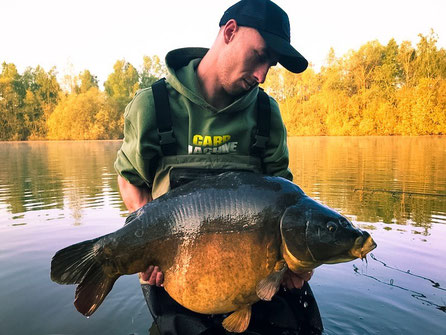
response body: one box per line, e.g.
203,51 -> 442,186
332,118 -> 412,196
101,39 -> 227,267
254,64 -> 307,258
0,139 -> 124,143
1,135 -> 445,144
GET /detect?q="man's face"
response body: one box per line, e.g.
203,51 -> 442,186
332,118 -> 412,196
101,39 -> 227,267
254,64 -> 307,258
218,26 -> 278,96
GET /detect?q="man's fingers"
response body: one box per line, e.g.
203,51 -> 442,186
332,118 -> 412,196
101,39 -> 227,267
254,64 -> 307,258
281,270 -> 295,289
285,277 -> 292,289
290,273 -> 304,289
141,265 -> 154,282
148,266 -> 159,285
281,269 -> 314,289
138,265 -> 165,286
303,270 -> 313,281
156,270 -> 164,287
281,271 -> 288,286
284,274 -> 294,289
295,270 -> 314,282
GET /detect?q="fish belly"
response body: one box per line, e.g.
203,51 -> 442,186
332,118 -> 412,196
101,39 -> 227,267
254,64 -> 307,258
163,230 -> 280,314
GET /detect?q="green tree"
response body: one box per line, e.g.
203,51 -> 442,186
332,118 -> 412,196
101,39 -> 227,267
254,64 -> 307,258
104,60 -> 139,111
0,62 -> 24,140
21,66 -> 61,139
414,30 -> 446,81
376,39 -> 402,94
75,70 -> 99,93
139,55 -> 167,89
398,41 -> 416,87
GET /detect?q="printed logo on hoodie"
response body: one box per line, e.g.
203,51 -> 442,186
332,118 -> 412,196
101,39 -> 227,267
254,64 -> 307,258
188,134 -> 238,154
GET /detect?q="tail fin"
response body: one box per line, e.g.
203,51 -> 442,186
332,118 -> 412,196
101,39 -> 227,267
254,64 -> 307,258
51,238 -> 118,316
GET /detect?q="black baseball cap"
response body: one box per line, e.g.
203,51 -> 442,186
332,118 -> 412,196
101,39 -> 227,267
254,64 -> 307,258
219,0 -> 308,73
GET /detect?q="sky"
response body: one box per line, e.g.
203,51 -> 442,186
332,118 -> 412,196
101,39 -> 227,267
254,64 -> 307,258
1,0 -> 445,86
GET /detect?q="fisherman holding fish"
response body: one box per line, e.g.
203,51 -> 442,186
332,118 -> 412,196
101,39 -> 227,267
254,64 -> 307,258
114,0 -> 320,333
50,1 -> 376,331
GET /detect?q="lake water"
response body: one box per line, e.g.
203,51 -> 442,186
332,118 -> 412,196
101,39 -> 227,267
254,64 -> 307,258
0,137 -> 445,335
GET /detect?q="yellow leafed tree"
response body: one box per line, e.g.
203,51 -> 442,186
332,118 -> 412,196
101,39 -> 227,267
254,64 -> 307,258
47,87 -> 122,140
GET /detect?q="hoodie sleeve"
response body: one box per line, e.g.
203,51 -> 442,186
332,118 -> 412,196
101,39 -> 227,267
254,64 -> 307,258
262,96 -> 293,181
114,89 -> 161,187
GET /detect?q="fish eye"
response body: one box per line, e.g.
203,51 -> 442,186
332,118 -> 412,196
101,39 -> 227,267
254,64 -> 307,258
327,221 -> 338,232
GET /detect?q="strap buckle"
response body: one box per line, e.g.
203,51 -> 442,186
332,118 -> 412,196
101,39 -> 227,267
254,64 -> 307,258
158,129 -> 176,145
252,134 -> 269,149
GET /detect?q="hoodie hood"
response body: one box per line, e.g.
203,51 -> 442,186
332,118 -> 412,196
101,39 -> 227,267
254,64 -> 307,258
165,47 -> 259,114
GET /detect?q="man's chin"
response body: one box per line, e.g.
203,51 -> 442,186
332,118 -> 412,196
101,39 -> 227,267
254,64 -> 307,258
232,85 -> 256,97
222,82 -> 257,99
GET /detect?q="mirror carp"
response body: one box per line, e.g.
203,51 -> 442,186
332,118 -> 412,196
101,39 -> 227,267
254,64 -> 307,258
51,172 -> 376,333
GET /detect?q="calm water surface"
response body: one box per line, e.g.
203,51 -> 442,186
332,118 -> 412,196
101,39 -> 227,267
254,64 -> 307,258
0,138 -> 445,335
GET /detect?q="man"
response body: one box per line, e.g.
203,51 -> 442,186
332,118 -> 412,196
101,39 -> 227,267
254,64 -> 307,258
115,0 -> 322,334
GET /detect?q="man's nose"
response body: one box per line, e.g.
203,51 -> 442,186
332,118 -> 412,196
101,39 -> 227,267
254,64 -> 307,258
253,64 -> 270,84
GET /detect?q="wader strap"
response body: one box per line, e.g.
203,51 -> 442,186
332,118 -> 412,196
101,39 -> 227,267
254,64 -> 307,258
152,78 -> 177,156
251,88 -> 271,157
152,79 -> 271,158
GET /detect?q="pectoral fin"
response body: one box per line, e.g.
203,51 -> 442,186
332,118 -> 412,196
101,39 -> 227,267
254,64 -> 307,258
256,260 -> 288,301
222,305 -> 252,333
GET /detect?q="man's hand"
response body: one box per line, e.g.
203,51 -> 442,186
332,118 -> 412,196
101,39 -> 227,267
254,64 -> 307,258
281,269 -> 313,290
139,265 -> 164,287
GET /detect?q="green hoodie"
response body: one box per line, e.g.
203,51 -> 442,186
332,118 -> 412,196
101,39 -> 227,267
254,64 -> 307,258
114,48 -> 292,199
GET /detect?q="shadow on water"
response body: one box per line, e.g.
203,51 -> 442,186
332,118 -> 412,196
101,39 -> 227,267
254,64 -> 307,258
369,253 -> 445,292
353,253 -> 446,313
354,188 -> 446,198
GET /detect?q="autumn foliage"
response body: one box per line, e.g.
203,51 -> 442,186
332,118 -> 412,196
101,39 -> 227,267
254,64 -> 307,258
0,56 -> 166,140
0,32 -> 445,140
263,31 -> 446,136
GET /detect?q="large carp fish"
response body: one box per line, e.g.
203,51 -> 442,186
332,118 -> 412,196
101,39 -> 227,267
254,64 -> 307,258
51,172 -> 376,333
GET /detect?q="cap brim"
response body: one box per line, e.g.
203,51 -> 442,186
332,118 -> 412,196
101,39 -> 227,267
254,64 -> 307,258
259,31 -> 308,73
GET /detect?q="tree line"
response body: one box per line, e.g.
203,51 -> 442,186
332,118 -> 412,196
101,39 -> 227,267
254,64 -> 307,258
263,30 -> 446,135
0,56 -> 166,140
1,31 -> 445,140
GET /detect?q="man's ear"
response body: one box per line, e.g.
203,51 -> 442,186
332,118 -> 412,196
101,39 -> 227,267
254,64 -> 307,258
222,19 -> 239,44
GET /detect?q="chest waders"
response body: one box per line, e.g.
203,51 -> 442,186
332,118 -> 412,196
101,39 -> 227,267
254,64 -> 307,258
143,78 -> 323,335
149,78 -> 272,199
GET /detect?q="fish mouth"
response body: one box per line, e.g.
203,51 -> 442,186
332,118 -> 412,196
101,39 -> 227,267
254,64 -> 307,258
350,235 -> 377,260
321,235 -> 377,264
